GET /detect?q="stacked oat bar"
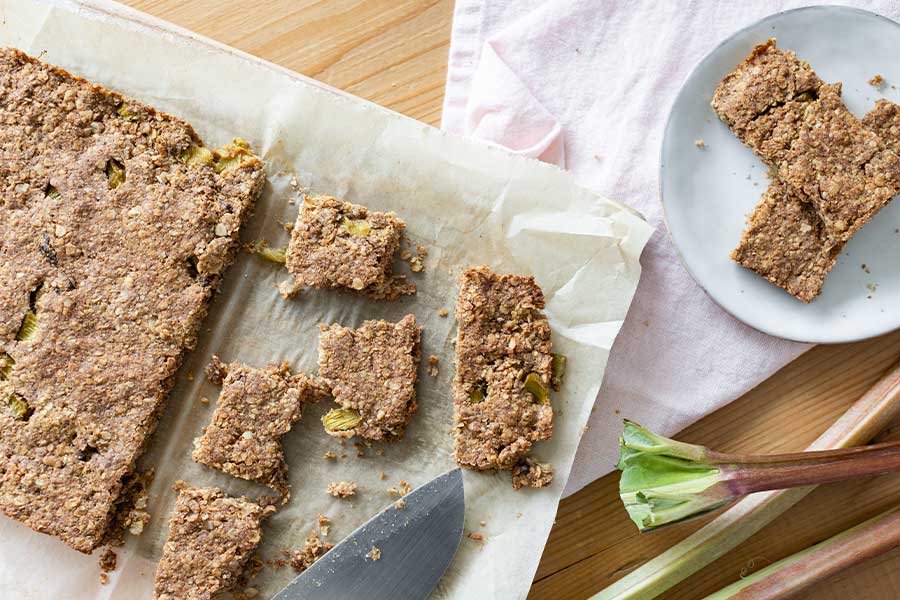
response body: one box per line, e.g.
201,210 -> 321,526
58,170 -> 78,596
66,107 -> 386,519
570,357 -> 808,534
713,40 -> 900,301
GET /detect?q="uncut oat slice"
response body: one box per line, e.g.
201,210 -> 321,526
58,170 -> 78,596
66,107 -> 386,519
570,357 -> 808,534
154,483 -> 274,600
0,49 -> 264,553
286,195 -> 414,300
318,314 -> 421,441
453,266 -> 554,488
193,357 -> 328,499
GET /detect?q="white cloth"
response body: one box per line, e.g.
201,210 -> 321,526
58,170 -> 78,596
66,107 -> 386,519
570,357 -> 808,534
442,0 -> 900,496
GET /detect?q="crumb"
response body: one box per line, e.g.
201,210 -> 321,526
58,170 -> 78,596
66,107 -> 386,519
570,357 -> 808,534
366,547 -> 382,561
186,370 -> 194,381
99,547 -> 117,572
99,573 -> 109,585
479,520 -> 486,527
400,248 -> 413,261
868,283 -> 878,292
327,481 -> 357,498
394,499 -> 406,510
694,138 -> 706,148
593,153 -> 601,161
438,309 -> 448,318
870,74 -> 886,90
318,514 -> 331,537
416,245 -> 427,258
323,451 -> 337,460
199,396 -> 209,404
354,442 -> 367,458
278,278 -> 303,299
288,529 -> 334,574
862,263 -> 871,274
237,588 -> 259,599
467,533 -> 485,543
378,471 -> 387,480
427,355 -> 439,378
387,480 -> 411,497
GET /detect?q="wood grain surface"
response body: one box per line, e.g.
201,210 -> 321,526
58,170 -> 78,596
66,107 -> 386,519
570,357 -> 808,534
120,1 -> 900,598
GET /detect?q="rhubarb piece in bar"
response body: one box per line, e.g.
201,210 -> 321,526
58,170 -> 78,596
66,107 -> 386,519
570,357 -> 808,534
286,195 -> 414,300
193,357 -> 329,499
154,483 -> 274,600
453,266 -> 554,488
318,315 -> 421,441
713,40 -> 900,240
731,180 -> 844,303
0,49 -> 264,553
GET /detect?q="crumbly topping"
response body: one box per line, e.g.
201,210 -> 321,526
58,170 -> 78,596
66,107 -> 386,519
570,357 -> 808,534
453,266 -> 554,487
193,358 -> 329,499
288,528 -> 333,574
318,315 -> 421,441
326,481 -> 357,498
98,547 -> 117,572
869,74 -> 886,90
154,483 -> 275,600
285,195 -> 414,300
0,48 -> 264,553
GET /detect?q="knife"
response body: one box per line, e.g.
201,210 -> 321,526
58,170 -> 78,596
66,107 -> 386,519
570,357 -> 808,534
273,468 -> 465,600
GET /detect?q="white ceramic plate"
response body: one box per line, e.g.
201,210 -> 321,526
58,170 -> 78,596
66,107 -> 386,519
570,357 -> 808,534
661,6 -> 900,343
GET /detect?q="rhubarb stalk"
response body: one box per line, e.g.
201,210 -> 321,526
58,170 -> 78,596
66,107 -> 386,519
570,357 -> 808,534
702,506 -> 900,599
592,359 -> 900,600
619,421 -> 900,531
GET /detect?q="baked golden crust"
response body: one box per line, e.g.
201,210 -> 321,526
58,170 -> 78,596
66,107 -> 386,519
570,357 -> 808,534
318,315 -> 421,441
452,266 -> 553,488
154,483 -> 274,600
0,48 -> 264,552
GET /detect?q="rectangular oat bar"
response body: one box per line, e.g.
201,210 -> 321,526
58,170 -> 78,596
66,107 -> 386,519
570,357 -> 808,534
0,49 -> 265,552
318,314 -> 421,440
713,40 -> 900,240
453,266 -> 554,488
734,100 -> 900,301
154,483 -> 274,600
732,180 -> 844,302
286,195 -> 414,300
193,357 -> 329,499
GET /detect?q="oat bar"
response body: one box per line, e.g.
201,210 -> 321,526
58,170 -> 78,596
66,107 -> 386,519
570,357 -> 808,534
453,266 -> 553,488
193,357 -> 328,498
713,40 -> 900,240
154,483 -> 274,600
0,49 -> 264,552
732,180 -> 844,302
285,195 -> 414,300
734,100 -> 900,301
318,315 -> 421,440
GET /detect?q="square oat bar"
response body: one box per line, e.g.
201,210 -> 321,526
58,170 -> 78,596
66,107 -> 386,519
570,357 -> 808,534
453,266 -> 554,488
318,314 -> 421,441
732,180 -> 844,302
0,49 -> 264,552
713,40 -> 900,241
193,357 -> 329,499
286,195 -> 414,300
154,483 -> 275,600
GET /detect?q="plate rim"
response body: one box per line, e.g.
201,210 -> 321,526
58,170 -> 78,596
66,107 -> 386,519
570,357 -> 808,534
659,4 -> 900,344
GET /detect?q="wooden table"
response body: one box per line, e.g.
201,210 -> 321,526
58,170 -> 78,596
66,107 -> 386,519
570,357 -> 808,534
123,1 -> 900,598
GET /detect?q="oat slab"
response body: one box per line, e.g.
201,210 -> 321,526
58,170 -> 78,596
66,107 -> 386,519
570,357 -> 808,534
0,2 -> 651,599
0,47 -> 264,553
153,483 -> 274,600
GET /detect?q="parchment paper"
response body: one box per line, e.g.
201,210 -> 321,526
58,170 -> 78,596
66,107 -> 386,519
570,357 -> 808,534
0,1 -> 653,598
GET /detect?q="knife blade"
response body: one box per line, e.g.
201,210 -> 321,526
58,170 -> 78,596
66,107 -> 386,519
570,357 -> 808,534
273,467 -> 465,600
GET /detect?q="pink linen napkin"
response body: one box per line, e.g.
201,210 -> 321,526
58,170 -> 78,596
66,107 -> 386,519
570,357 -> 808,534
442,0 -> 900,497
